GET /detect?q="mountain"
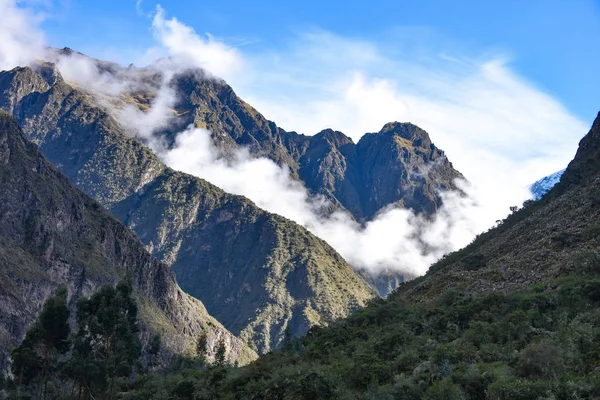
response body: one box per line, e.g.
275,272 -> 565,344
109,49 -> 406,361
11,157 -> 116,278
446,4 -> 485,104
121,112 -> 600,398
0,63 -> 376,353
43,50 -> 462,223
49,50 -> 462,295
154,67 -> 465,222
399,116 -> 599,302
0,110 -> 257,369
530,168 -> 565,200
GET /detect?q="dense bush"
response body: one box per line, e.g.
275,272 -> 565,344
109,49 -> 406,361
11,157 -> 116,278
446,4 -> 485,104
8,266 -> 600,399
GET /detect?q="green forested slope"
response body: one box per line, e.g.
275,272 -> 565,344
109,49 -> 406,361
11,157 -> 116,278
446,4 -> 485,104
120,113 -> 600,399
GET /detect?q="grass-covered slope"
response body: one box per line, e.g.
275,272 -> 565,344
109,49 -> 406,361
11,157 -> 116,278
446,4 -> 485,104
0,110 -> 257,369
0,64 -> 376,354
121,112 -> 600,399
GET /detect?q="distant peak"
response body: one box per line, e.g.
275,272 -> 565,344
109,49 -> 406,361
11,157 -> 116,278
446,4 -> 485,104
59,47 -> 74,56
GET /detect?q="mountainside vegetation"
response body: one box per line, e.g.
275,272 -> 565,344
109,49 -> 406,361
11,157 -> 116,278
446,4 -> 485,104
78,112 -> 600,399
145,67 -> 465,222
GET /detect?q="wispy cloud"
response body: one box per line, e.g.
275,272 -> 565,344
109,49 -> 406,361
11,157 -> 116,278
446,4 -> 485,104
125,10 -> 588,275
0,0 -> 46,71
146,5 -> 243,82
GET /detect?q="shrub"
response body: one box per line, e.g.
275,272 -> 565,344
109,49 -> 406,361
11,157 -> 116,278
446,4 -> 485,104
515,340 -> 563,380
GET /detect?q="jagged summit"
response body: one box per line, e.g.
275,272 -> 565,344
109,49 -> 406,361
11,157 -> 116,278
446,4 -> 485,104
378,121 -> 432,142
313,128 -> 354,147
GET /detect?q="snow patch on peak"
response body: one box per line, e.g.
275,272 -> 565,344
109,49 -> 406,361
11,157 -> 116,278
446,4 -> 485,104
530,169 -> 566,200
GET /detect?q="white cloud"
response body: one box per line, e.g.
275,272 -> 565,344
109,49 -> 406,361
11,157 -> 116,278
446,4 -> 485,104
147,5 -> 243,82
157,125 -> 476,276
0,0 -> 46,71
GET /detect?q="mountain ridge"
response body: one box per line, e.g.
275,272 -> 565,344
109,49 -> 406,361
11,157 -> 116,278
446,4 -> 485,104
0,63 -> 377,354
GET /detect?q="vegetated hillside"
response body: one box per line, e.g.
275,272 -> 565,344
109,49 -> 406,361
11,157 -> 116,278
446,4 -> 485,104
119,113 -> 600,399
51,50 -> 462,293
0,110 -> 257,370
0,63 -> 376,354
399,114 -> 600,302
35,49 -> 463,223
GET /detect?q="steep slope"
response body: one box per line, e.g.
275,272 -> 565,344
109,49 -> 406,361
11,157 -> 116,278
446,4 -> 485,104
0,65 -> 376,353
40,51 -> 462,222
0,111 -> 256,369
398,112 -> 600,301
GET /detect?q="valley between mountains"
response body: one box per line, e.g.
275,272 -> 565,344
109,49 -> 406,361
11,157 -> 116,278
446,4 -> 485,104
0,49 -> 465,356
2,46 -> 597,399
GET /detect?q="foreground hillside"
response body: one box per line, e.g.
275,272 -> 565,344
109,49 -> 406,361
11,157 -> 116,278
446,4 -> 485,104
0,63 -> 376,353
0,110 -> 257,369
117,113 -> 600,398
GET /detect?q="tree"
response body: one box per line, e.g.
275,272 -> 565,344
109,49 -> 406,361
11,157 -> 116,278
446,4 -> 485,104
283,325 -> 292,347
66,280 -> 141,399
10,287 -> 70,400
148,334 -> 162,369
214,338 -> 227,366
196,332 -> 208,366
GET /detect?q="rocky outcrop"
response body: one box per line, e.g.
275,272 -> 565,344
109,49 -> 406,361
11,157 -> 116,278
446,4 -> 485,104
0,111 -> 257,369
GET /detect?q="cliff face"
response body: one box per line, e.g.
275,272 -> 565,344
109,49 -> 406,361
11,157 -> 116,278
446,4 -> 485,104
0,111 -> 257,369
0,64 -> 376,354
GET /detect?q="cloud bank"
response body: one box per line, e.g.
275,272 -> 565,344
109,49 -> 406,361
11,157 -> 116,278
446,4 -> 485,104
159,125 -> 482,275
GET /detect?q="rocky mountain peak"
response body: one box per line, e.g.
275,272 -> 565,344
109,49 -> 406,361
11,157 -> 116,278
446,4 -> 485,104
0,66 -> 50,114
376,121 -> 433,148
32,62 -> 64,86
313,128 -> 354,147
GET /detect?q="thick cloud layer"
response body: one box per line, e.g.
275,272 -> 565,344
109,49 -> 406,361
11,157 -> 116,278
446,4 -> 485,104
159,125 -> 482,275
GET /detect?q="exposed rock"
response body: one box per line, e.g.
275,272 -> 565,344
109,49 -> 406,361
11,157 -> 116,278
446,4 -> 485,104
165,71 -> 465,222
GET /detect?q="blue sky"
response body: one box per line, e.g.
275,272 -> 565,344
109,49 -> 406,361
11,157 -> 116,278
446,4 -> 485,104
39,0 -> 600,123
